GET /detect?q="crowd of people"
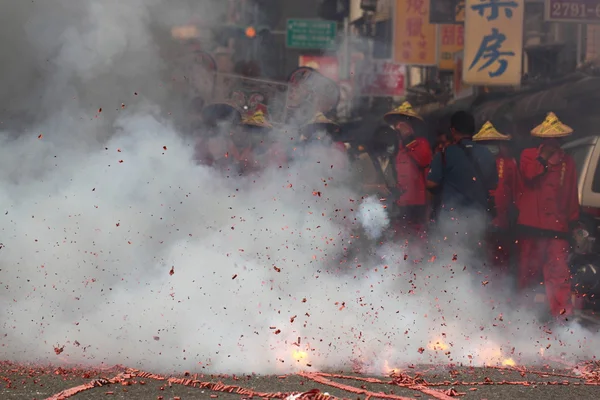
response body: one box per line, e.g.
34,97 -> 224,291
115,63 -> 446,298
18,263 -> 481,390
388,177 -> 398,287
190,97 -> 582,325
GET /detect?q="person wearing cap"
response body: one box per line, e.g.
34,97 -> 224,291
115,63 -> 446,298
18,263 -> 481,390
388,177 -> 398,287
383,102 -> 433,245
194,101 -> 242,167
472,121 -> 518,274
516,112 -> 580,322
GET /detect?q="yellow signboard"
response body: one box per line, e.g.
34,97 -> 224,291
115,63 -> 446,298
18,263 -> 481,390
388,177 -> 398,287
463,0 -> 524,86
394,0 -> 438,66
438,25 -> 464,71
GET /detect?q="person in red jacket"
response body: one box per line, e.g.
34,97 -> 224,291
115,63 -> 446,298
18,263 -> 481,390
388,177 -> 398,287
472,121 -> 518,275
517,112 -> 580,322
383,102 -> 433,245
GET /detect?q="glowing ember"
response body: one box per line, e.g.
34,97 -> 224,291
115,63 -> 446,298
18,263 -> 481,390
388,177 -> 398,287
502,358 -> 516,367
292,350 -> 308,362
427,338 -> 449,352
383,360 -> 400,375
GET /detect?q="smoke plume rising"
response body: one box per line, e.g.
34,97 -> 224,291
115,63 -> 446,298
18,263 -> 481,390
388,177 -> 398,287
0,0 -> 598,375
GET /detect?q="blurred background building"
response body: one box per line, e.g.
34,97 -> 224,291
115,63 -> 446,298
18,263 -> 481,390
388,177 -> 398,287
169,0 -> 600,142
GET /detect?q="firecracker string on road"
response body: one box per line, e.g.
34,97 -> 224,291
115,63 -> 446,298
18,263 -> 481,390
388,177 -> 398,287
42,363 -> 600,400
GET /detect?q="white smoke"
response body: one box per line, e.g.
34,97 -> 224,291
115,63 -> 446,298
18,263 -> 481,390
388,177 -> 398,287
0,0 -> 598,376
356,196 -> 389,240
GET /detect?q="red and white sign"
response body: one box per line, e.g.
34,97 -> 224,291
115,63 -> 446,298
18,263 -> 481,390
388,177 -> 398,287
356,60 -> 405,97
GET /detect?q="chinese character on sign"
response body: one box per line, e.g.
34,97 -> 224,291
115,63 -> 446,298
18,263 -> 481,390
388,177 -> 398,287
406,17 -> 423,37
407,0 -> 427,15
470,0 -> 518,21
442,26 -> 456,46
468,28 -> 515,77
402,40 -> 413,60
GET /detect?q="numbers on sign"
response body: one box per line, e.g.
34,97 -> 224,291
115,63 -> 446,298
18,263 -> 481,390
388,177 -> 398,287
551,2 -> 588,18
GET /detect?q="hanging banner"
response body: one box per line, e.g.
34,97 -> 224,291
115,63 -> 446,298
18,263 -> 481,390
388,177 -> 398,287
394,0 -> 438,66
463,0 -> 524,86
438,25 -> 464,71
429,0 -> 465,24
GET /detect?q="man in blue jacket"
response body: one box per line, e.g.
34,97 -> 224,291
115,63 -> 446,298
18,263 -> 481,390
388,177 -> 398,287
427,111 -> 498,257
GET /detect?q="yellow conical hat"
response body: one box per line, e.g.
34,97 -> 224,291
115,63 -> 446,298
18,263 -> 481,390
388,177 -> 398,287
241,110 -> 273,129
302,112 -> 340,133
472,121 -> 511,142
531,112 -> 573,138
383,101 -> 424,123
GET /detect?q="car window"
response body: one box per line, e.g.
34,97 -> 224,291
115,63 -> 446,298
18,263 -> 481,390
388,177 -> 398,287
565,145 -> 593,183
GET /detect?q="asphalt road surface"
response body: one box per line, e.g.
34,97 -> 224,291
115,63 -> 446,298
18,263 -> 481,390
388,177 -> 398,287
2,361 -> 600,400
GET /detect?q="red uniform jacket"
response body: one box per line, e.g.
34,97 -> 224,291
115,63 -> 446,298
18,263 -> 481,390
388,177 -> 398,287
517,147 -> 579,234
395,137 -> 432,206
492,156 -> 518,230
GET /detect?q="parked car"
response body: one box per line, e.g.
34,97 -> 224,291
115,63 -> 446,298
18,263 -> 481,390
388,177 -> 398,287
563,136 -> 600,314
563,136 -> 600,243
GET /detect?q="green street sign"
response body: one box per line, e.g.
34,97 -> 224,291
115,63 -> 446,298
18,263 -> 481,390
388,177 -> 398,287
286,19 -> 337,50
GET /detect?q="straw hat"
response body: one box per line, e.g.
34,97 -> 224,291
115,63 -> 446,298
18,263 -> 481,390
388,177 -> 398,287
531,112 -> 573,138
241,110 -> 273,129
383,101 -> 424,124
302,112 -> 340,134
472,121 -> 511,142
201,102 -> 242,125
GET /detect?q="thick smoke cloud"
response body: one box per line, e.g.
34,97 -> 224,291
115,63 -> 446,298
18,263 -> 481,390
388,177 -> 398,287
0,0 -> 597,375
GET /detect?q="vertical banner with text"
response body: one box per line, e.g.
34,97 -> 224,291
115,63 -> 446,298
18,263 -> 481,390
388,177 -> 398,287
394,0 -> 438,66
438,25 -> 464,70
463,0 -> 524,86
